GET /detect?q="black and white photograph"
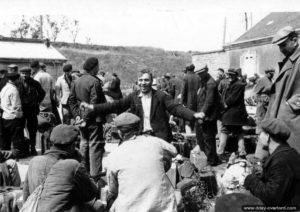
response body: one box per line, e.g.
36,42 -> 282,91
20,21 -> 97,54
0,0 -> 299,211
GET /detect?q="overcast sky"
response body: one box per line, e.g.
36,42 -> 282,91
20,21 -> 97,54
0,0 -> 299,51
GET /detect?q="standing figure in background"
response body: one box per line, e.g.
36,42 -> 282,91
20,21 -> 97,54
19,67 -> 45,155
109,73 -> 123,100
254,69 -> 274,134
215,68 -> 226,86
181,64 -> 200,134
218,69 -> 248,161
55,64 -> 73,124
69,57 -> 107,178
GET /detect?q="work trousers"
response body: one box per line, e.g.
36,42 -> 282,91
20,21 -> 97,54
2,118 -> 24,156
22,112 -> 38,150
80,122 -> 105,177
195,120 -> 218,165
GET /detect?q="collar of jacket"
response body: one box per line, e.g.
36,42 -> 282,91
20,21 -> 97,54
288,46 -> 300,63
44,147 -> 73,159
138,89 -> 155,98
263,143 -> 291,168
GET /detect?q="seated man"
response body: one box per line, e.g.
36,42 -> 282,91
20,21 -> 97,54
244,119 -> 300,207
23,124 -> 104,212
0,151 -> 20,186
106,112 -> 178,212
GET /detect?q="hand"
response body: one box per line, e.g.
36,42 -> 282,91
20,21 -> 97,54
194,112 -> 205,119
287,94 -> 300,110
80,102 -> 94,113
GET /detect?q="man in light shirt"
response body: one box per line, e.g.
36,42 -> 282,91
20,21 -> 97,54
55,64 -> 73,124
81,69 -> 204,142
0,72 -> 23,158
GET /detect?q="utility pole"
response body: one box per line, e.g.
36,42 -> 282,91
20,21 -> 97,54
40,15 -> 43,39
223,16 -> 227,45
245,12 -> 248,31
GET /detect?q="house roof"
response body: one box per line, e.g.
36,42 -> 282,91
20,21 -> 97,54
235,12 -> 300,43
0,38 -> 67,62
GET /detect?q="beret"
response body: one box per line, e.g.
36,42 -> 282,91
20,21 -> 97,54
215,193 -> 264,212
8,64 -> 18,69
30,60 -> 40,68
194,64 -> 208,74
272,26 -> 295,45
83,57 -> 98,71
114,112 -> 140,128
6,72 -> 20,80
63,64 -> 73,72
50,124 -> 79,146
227,69 -> 238,75
19,67 -> 31,73
186,64 -> 195,72
261,118 -> 290,141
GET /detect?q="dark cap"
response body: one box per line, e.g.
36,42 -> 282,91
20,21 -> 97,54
8,64 -> 18,69
114,112 -> 140,128
63,64 -> 73,72
194,64 -> 208,74
186,64 -> 195,72
272,26 -> 296,45
50,124 -> 79,146
112,73 -> 117,77
40,63 -> 46,69
261,118 -> 290,141
19,67 -> 32,73
6,72 -> 20,80
165,73 -> 171,78
30,60 -> 40,68
227,69 -> 238,76
83,57 -> 99,71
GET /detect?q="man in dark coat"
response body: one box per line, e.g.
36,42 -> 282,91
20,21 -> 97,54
195,64 -> 220,166
181,64 -> 201,133
218,69 -> 248,160
244,119 -> 300,207
254,68 -> 274,134
19,67 -> 45,155
169,75 -> 183,103
68,57 -> 107,178
80,69 -> 204,143
263,26 -> 300,154
23,124 -> 104,212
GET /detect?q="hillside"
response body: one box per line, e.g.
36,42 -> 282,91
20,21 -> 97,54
53,42 -> 192,89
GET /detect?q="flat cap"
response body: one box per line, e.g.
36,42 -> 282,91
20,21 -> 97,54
19,67 -> 31,73
215,193 -> 263,212
194,63 -> 208,74
40,63 -> 46,69
165,73 -> 171,78
261,118 -> 290,141
185,64 -> 195,72
50,124 -> 79,146
30,60 -> 40,68
114,112 -> 140,128
227,69 -> 238,75
272,26 -> 295,45
6,72 -> 20,80
63,64 -> 73,72
8,64 -> 18,69
83,57 -> 98,71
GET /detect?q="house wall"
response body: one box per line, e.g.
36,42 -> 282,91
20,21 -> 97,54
0,61 -> 64,81
192,51 -> 229,79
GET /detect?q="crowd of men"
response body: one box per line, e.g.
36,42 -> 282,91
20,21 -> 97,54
0,25 -> 298,211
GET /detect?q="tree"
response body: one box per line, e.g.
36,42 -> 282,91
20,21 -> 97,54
45,15 -> 68,42
10,16 -> 30,38
68,19 -> 80,44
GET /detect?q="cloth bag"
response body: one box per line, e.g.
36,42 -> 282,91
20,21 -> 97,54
19,184 -> 43,212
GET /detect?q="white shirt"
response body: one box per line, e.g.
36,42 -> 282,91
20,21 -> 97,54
55,75 -> 71,105
139,91 -> 153,132
34,70 -> 54,112
0,82 -> 23,120
107,135 -> 178,212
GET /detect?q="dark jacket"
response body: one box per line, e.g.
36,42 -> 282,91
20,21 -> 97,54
19,78 -> 45,115
0,77 -> 8,92
23,148 -> 82,201
109,76 -> 123,100
244,144 -> 300,207
68,73 -> 106,123
93,89 -> 195,142
221,79 -> 247,125
169,77 -> 183,102
37,159 -> 98,212
181,71 -> 200,111
196,74 -> 219,121
264,47 -> 300,154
